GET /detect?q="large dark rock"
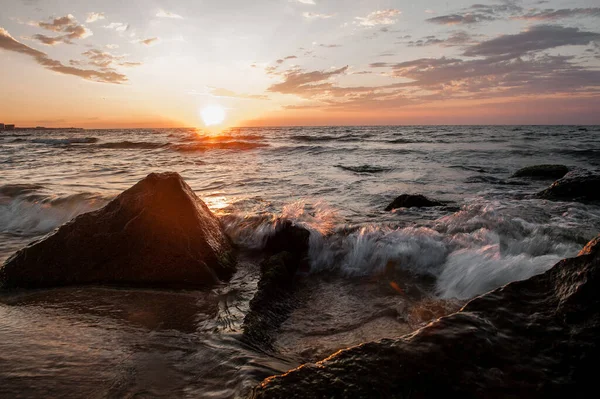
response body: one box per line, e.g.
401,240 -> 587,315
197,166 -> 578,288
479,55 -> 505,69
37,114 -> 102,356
537,170 -> 600,201
264,219 -> 310,256
251,235 -> 600,398
243,221 -> 311,349
385,194 -> 444,211
0,172 -> 235,289
512,164 -> 569,179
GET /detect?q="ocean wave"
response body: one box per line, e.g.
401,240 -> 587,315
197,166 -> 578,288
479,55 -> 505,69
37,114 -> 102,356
0,183 -> 46,198
290,134 -> 368,143
386,138 -> 419,144
465,175 -> 529,185
31,137 -> 98,145
290,135 -> 339,142
98,141 -> 168,149
222,199 -> 587,300
335,164 -> 392,174
172,141 -> 269,152
0,192 -> 108,236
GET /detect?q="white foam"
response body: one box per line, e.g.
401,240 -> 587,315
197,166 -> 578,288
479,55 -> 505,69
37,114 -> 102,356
0,194 -> 107,236
223,198 -> 587,300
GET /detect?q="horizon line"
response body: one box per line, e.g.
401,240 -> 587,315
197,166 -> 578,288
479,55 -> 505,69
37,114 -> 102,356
4,123 -> 599,130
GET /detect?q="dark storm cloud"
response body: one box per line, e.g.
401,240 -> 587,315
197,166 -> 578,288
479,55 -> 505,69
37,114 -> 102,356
0,27 -> 127,83
463,25 -> 600,57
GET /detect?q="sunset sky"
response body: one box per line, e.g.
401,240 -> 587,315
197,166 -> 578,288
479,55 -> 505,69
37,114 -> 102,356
1,0 -> 599,127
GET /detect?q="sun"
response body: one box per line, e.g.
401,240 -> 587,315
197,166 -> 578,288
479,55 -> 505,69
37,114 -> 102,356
200,105 -> 226,126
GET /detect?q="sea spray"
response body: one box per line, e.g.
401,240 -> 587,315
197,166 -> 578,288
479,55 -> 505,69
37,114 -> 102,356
0,189 -> 108,236
222,198 -> 590,300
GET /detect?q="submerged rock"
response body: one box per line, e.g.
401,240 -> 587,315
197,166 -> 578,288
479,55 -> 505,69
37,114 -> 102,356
512,164 -> 569,179
0,172 -> 235,289
385,194 -> 444,211
243,221 -> 310,349
537,170 -> 600,201
251,235 -> 600,398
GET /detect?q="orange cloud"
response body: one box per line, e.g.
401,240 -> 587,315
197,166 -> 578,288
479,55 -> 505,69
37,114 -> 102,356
0,27 -> 126,84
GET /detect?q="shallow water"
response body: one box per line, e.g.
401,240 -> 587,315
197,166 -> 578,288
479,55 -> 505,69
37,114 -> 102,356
1,125 -> 600,397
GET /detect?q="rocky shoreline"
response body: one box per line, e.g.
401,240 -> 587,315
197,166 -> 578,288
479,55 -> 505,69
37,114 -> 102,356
1,169 -> 599,397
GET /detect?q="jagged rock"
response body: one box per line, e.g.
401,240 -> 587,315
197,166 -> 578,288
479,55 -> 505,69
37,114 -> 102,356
385,194 -> 444,211
264,219 -> 310,255
250,235 -> 600,398
512,164 -> 569,179
243,222 -> 311,349
0,172 -> 235,289
537,170 -> 600,201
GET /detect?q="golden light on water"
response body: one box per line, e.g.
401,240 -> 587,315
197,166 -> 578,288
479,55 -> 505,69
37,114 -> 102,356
200,105 -> 226,126
204,196 -> 231,212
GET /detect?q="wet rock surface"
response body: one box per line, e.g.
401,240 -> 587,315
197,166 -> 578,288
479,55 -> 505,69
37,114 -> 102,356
512,164 -> 569,179
242,221 -> 311,349
385,194 -> 444,211
537,170 -> 600,201
251,235 -> 600,398
0,172 -> 235,289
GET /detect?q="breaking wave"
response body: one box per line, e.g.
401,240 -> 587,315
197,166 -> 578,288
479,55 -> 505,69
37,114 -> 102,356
0,186 -> 108,236
221,199 -> 594,300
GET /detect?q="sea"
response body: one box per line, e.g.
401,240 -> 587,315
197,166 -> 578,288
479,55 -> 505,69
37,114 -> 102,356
1,125 -> 599,398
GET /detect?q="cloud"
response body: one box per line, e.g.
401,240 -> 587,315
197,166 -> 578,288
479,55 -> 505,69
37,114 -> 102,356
0,27 -> 127,84
34,14 -> 92,44
303,12 -> 334,19
276,55 -> 298,64
268,66 -> 349,97
208,87 -> 269,100
463,25 -> 600,57
105,44 -> 119,49
32,34 -> 63,45
367,24 -> 600,102
405,31 -> 476,47
426,13 -> 494,25
355,9 -> 401,27
138,37 -> 159,45
104,22 -> 129,32
515,8 -> 600,21
296,0 -> 316,4
319,43 -> 342,48
38,14 -> 77,32
81,49 -> 124,68
119,61 -> 143,67
372,54 -> 600,101
426,2 -> 523,25
86,12 -> 105,23
156,10 -> 183,19
271,20 -> 600,111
